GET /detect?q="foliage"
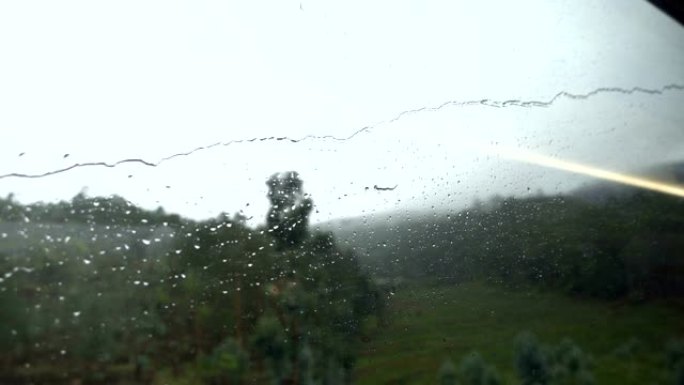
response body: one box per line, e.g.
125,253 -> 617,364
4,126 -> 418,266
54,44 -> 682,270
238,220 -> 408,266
438,359 -> 457,385
514,332 -> 595,385
266,172 -> 313,251
667,340 -> 684,385
334,191 -> 684,300
515,332 -> 551,385
355,282 -> 684,385
459,352 -> 501,385
197,338 -> 248,385
0,172 -> 379,385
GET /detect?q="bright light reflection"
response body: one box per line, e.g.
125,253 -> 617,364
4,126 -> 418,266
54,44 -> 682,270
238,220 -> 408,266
495,147 -> 684,198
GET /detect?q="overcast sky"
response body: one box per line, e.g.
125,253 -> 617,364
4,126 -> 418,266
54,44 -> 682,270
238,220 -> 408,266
1,0 -> 683,225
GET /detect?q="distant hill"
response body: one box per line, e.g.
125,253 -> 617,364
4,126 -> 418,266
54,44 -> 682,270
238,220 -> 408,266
322,160 -> 684,249
572,160 -> 684,203
318,160 -> 684,298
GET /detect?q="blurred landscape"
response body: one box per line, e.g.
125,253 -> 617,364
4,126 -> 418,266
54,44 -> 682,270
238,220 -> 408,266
1,167 -> 683,385
2,0 -> 684,384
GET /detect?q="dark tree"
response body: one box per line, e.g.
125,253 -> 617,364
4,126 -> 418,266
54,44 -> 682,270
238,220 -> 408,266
515,332 -> 550,385
266,171 -> 313,250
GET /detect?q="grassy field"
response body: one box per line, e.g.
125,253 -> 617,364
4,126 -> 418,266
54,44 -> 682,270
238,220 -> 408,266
355,282 -> 684,385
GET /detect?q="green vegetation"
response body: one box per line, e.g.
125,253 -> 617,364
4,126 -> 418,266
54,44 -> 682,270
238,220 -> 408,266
333,190 -> 684,300
1,172 -> 683,384
355,282 -> 684,385
0,172 -> 382,384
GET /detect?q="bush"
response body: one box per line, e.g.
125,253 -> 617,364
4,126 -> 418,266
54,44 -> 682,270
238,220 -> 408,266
666,340 -> 684,385
438,359 -> 457,385
515,332 -> 551,385
198,338 -> 248,385
459,351 -> 501,385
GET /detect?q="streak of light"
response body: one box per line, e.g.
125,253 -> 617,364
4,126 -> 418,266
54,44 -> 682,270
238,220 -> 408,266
494,147 -> 684,198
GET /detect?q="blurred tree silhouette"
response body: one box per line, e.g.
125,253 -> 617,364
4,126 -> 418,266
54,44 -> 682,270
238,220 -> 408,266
459,352 -> 501,385
266,172 -> 313,251
515,332 -> 551,385
438,359 -> 457,385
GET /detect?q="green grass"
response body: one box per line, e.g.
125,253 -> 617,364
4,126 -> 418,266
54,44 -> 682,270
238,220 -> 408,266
355,282 -> 684,385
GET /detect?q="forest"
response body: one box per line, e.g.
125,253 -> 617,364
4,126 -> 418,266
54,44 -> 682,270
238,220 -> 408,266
1,172 -> 683,384
0,172 -> 384,384
330,187 -> 684,300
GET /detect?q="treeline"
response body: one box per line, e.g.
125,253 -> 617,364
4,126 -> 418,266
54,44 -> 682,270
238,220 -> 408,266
335,190 -> 684,300
0,192 -> 183,226
437,332 -> 684,385
0,172 -> 385,384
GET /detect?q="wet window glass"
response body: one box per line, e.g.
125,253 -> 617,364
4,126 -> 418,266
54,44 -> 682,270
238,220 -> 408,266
1,1 -> 683,384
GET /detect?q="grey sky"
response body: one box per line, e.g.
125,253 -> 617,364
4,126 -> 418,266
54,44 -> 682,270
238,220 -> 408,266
1,0 -> 683,225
